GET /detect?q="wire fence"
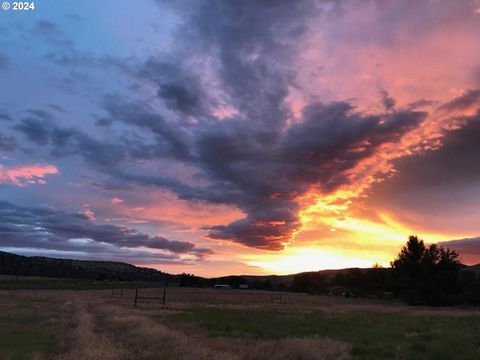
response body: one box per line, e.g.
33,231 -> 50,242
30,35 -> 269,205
106,288 -> 330,307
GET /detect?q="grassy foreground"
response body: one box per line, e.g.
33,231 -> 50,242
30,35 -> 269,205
2,289 -> 480,359
173,308 -> 480,360
0,293 -> 72,360
0,314 -> 59,360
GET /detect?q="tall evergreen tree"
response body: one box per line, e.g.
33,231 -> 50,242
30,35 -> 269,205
391,235 -> 460,305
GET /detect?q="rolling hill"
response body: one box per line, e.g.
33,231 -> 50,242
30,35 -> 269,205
0,250 -> 173,282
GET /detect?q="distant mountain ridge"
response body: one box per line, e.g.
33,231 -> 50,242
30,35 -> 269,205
0,251 -> 173,282
242,268 -> 371,285
1,250 -> 479,284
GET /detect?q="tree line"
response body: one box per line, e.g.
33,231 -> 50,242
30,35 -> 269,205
179,235 -> 480,306
290,236 -> 480,306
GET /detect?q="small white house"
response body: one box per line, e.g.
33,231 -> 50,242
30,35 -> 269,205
214,284 -> 231,289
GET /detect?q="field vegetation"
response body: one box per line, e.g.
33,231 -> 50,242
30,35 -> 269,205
1,287 -> 479,359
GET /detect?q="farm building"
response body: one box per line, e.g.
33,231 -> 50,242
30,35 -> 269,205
214,284 -> 231,289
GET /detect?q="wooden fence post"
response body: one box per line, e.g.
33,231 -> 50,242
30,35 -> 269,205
134,288 -> 138,307
270,293 -> 282,304
162,289 -> 166,305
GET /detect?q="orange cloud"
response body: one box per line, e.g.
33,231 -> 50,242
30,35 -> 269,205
0,163 -> 58,187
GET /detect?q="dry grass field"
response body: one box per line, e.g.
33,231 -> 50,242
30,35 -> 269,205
1,287 -> 480,359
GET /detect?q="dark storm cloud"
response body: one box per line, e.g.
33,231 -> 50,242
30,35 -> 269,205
440,89 -> 480,112
369,111 -> 480,194
440,237 -> 480,254
71,132 -> 127,168
145,0 -> 319,134
101,95 -> 191,160
0,201 -> 211,261
199,103 -> 425,249
54,0 -> 425,250
138,59 -> 210,116
280,103 -> 425,190
191,0 -> 311,130
14,117 -> 128,168
361,109 -> 480,235
15,118 -> 51,145
103,0 -> 318,249
106,100 -> 426,250
159,82 -> 201,114
13,112 -> 190,182
439,237 -> 480,265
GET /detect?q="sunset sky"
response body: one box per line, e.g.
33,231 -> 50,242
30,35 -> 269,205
1,0 -> 480,277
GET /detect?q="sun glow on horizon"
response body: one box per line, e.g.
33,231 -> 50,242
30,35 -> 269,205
241,188 -> 461,275
244,247 -> 388,275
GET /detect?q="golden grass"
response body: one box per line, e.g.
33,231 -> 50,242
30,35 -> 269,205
1,288 -> 479,359
88,302 -> 350,360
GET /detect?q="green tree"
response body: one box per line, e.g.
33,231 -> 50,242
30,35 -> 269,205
391,235 -> 460,305
291,272 -> 327,294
